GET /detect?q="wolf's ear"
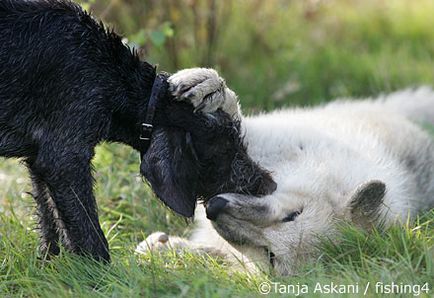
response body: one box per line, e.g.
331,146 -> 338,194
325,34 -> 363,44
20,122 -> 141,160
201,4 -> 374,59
349,180 -> 386,227
140,128 -> 199,218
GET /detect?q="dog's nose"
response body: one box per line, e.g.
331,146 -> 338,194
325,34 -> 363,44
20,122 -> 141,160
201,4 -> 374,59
206,196 -> 228,221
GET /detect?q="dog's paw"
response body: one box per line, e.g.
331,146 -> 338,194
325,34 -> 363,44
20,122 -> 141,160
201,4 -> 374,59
168,68 -> 240,118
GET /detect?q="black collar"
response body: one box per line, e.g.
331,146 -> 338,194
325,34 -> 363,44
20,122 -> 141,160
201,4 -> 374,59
140,72 -> 169,156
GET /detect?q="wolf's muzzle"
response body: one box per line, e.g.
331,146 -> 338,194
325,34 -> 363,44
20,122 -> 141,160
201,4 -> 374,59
206,196 -> 229,220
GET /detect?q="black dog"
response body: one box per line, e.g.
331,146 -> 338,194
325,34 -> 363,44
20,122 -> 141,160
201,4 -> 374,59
0,0 -> 276,262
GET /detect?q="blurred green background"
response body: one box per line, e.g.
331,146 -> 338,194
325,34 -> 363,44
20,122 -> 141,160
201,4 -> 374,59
81,0 -> 434,111
1,1 -> 434,296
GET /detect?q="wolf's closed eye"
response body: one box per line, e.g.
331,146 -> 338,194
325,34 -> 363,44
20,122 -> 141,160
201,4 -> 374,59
282,210 -> 302,222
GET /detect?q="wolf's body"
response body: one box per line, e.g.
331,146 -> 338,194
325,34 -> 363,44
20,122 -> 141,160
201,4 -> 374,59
139,69 -> 434,275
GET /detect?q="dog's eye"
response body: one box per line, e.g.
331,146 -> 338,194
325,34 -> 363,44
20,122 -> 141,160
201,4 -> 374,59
282,210 -> 301,222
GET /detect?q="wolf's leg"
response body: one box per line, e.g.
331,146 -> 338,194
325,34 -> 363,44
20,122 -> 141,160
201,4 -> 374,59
28,170 -> 61,257
136,232 -> 227,258
168,68 -> 241,120
137,231 -> 261,274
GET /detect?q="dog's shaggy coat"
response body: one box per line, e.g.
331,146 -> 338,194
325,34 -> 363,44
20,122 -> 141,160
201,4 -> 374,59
139,69 -> 434,275
0,1 -> 275,262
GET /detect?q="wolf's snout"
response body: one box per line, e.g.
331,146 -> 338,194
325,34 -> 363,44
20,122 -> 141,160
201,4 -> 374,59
206,196 -> 228,220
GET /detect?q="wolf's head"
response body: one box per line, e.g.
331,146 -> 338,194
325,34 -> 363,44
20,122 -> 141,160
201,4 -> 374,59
204,178 -> 386,275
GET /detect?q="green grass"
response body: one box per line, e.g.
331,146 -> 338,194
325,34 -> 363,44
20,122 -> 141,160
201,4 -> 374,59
2,0 -> 434,296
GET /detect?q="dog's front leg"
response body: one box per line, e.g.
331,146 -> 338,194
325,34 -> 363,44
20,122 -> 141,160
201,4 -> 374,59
29,151 -> 110,262
28,169 -> 61,258
168,68 -> 241,120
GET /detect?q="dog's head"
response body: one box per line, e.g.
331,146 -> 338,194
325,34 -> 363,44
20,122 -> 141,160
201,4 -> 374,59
139,90 -> 276,217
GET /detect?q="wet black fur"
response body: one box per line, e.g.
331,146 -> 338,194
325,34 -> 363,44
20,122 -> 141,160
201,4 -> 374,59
0,0 -> 275,262
144,88 -> 277,216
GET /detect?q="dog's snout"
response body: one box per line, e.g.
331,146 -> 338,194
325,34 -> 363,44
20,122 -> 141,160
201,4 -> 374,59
263,178 -> 277,195
255,175 -> 277,196
206,196 -> 228,221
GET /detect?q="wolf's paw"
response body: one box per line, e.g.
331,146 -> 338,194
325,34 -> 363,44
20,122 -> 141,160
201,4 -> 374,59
168,68 -> 240,118
135,232 -> 170,253
135,232 -> 191,254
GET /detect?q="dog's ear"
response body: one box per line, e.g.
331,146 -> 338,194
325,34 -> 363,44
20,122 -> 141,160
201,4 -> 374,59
140,128 -> 199,217
349,180 -> 386,228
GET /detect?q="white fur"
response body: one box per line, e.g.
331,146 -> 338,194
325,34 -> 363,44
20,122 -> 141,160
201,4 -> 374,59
167,68 -> 240,118
137,69 -> 434,275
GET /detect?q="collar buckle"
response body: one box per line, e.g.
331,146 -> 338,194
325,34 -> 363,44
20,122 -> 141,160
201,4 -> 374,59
140,123 -> 153,141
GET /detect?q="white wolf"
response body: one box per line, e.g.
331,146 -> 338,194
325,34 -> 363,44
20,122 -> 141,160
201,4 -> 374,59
137,68 -> 434,275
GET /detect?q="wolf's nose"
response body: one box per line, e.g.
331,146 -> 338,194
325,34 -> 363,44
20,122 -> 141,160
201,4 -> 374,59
206,196 -> 228,221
